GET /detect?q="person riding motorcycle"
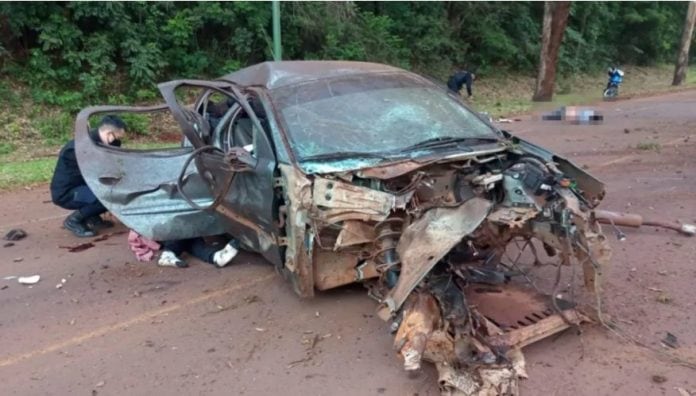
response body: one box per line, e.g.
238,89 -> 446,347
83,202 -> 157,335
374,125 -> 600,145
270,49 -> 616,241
606,66 -> 624,90
603,66 -> 624,98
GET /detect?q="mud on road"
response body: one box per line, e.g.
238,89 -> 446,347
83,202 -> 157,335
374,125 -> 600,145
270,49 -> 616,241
1,90 -> 695,396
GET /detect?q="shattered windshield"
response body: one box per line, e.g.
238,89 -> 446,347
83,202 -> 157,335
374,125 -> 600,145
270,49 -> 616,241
271,73 -> 500,164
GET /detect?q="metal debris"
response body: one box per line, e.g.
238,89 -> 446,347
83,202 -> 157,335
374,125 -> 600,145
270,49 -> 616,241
662,332 -> 679,349
18,275 -> 40,285
3,228 -> 27,241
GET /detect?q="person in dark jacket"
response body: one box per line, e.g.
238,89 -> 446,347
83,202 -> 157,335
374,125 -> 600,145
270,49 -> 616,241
50,116 -> 126,238
447,70 -> 476,98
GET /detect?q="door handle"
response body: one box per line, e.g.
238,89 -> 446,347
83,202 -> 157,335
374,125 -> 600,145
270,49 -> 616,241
98,176 -> 122,185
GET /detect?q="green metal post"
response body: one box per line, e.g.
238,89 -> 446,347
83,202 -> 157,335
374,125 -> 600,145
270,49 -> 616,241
272,1 -> 282,61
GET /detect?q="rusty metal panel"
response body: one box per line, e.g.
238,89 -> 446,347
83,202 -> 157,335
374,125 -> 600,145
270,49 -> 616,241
313,177 -> 397,223
486,309 -> 584,350
381,198 -> 492,317
279,164 -> 315,297
334,221 -> 376,250
356,160 -> 430,180
312,250 -> 378,290
466,284 -> 586,350
393,293 -> 442,371
465,284 -> 572,331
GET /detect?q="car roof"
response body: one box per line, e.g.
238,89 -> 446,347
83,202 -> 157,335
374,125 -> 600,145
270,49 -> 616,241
219,61 -> 405,90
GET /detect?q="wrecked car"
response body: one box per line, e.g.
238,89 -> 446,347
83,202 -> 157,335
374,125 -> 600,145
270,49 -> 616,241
75,61 -> 613,395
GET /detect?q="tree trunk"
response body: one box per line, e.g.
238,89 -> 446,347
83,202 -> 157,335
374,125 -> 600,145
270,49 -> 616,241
672,1 -> 696,86
533,1 -> 571,101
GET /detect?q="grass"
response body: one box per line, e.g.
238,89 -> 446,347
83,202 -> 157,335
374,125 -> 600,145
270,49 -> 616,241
0,157 -> 57,190
0,142 -> 179,190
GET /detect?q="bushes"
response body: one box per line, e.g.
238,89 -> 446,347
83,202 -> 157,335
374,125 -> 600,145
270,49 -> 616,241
34,112 -> 73,145
0,1 -> 692,110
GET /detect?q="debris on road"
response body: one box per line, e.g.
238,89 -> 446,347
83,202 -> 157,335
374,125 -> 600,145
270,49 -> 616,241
93,230 -> 126,242
59,242 -> 95,252
662,332 -> 679,349
244,295 -> 261,304
60,231 -> 127,253
656,293 -> 673,304
595,209 -> 695,237
4,228 -> 27,241
287,355 -> 313,369
13,257 -> 23,262
652,375 -> 667,384
203,302 -> 238,315
18,275 -> 40,285
288,331 -> 330,369
676,388 -> 691,396
4,242 -> 15,248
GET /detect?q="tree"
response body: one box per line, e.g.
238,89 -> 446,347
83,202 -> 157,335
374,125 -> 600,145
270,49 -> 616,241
672,1 -> 696,86
533,1 -> 571,101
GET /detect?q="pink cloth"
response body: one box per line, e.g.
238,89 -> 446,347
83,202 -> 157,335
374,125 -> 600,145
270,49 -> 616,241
127,230 -> 161,262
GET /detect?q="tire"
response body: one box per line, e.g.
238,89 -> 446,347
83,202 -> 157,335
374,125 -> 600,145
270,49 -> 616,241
603,86 -> 618,99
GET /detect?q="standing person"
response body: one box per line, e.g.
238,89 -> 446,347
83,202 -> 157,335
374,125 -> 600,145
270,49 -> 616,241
50,115 -> 126,238
447,69 -> 476,98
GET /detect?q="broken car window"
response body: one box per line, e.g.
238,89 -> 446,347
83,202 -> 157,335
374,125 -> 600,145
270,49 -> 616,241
271,73 -> 499,163
87,110 -> 187,152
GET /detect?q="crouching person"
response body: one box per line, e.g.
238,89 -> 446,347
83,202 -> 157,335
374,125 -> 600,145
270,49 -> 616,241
50,116 -> 126,237
128,231 -> 240,268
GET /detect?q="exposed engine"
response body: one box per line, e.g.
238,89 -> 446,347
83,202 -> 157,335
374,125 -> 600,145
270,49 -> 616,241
279,147 -> 611,396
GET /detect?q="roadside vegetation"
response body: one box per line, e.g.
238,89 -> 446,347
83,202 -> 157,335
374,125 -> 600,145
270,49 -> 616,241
1,2 -> 695,190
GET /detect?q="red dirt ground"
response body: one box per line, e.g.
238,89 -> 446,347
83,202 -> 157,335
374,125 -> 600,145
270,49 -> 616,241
1,90 -> 695,396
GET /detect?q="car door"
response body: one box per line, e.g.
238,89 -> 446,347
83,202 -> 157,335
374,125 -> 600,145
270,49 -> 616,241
74,81 -> 278,251
187,85 -> 284,267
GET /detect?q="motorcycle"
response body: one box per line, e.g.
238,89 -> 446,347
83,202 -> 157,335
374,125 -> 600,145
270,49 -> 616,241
603,67 -> 624,99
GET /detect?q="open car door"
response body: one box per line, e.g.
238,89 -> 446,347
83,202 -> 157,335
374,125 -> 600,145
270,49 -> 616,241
74,81 -> 251,241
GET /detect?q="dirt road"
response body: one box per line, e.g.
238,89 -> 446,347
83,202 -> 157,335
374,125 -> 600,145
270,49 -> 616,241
1,90 -> 695,396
